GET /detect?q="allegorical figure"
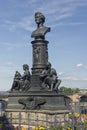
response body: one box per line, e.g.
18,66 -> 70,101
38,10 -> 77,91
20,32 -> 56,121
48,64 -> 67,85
40,62 -> 61,93
20,64 -> 31,91
31,12 -> 50,39
33,46 -> 41,62
11,71 -> 21,91
11,64 -> 31,92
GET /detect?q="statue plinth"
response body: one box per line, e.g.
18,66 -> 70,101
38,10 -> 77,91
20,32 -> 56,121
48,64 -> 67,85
7,92 -> 70,110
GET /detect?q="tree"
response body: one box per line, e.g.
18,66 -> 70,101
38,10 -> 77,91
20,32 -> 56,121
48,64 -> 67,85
59,86 -> 80,95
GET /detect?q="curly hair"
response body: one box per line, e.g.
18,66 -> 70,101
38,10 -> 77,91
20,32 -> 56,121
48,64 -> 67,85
35,12 -> 45,23
23,64 -> 29,70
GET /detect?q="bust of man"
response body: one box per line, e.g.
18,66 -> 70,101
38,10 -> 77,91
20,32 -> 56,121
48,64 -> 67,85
31,12 -> 50,39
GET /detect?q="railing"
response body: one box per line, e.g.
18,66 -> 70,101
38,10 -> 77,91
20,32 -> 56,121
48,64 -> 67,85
0,112 -> 87,130
0,102 -> 87,130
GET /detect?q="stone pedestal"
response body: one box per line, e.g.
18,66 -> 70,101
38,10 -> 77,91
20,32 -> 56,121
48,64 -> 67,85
7,92 -> 70,110
30,75 -> 42,91
5,109 -> 69,129
7,92 -> 70,128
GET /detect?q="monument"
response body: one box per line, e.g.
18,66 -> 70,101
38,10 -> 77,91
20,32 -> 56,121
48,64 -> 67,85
6,12 -> 70,126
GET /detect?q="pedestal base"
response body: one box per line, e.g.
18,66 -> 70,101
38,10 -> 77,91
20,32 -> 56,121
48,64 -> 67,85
5,109 -> 69,129
7,92 -> 70,110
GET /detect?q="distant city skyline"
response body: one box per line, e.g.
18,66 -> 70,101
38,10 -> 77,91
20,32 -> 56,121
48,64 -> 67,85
0,0 -> 87,91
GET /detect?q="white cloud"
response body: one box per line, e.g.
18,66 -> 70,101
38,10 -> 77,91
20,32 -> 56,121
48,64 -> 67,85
6,62 -> 13,66
50,22 -> 86,28
1,0 -> 87,31
58,72 -> 65,75
76,63 -> 87,69
3,16 -> 35,32
63,76 -> 79,81
67,22 -> 86,26
62,76 -> 87,81
76,63 -> 83,67
18,17 -> 35,32
0,42 -> 29,50
38,0 -> 87,20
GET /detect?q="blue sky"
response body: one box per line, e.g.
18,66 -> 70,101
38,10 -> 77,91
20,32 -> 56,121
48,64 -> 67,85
0,0 -> 87,91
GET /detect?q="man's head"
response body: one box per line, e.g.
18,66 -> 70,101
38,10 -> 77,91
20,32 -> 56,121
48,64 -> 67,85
35,12 -> 45,25
23,64 -> 29,70
46,62 -> 51,69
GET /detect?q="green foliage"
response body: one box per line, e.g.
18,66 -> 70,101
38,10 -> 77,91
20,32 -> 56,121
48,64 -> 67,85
49,125 -> 63,130
59,86 -> 80,95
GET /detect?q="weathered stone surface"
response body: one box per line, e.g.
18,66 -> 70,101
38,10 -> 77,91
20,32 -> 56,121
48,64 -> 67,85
5,109 -> 69,128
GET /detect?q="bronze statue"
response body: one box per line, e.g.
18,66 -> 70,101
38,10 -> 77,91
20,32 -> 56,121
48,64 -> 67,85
31,12 -> 50,39
20,64 -> 31,91
11,71 -> 21,91
9,12 -> 65,111
11,64 -> 31,92
40,62 -> 61,92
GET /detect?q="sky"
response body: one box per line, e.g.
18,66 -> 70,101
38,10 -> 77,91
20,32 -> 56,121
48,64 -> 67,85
0,0 -> 87,91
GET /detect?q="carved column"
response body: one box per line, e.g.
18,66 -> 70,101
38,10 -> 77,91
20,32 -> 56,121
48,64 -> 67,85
31,39 -> 48,75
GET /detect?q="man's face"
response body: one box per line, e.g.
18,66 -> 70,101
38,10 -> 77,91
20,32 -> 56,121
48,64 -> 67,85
35,14 -> 42,24
23,66 -> 26,70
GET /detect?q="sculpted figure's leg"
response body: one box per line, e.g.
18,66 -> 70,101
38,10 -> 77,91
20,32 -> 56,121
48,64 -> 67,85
53,79 -> 61,93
